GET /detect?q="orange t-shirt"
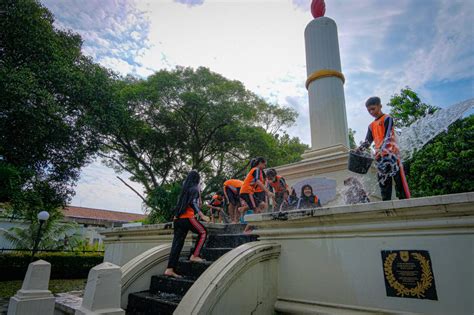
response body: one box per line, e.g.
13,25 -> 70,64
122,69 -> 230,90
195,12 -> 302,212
269,176 -> 288,193
370,114 -> 399,156
179,206 -> 195,219
223,179 -> 243,192
240,167 -> 264,194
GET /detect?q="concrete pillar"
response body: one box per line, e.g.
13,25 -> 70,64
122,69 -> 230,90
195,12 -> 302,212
305,17 -> 349,150
8,260 -> 55,315
76,262 -> 125,315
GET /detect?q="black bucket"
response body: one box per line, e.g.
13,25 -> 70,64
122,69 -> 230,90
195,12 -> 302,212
348,151 -> 373,174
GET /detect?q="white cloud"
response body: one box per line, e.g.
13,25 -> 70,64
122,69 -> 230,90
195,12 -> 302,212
42,0 -> 151,76
71,160 -> 145,214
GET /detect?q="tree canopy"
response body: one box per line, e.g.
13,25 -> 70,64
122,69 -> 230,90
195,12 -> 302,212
0,0 -> 112,219
89,67 -> 307,221
388,87 -> 438,128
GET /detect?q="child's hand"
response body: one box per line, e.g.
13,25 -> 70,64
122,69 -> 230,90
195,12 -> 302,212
200,213 -> 211,222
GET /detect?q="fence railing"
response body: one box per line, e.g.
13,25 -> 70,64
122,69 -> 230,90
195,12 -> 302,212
0,248 -> 104,253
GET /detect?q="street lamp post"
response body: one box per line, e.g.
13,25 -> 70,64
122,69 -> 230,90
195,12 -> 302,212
31,211 -> 49,262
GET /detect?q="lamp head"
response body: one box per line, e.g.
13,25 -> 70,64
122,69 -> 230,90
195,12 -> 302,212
37,211 -> 50,222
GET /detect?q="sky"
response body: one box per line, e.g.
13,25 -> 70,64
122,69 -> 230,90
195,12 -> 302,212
40,0 -> 474,214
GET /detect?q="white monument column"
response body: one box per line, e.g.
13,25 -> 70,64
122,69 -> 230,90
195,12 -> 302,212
305,0 -> 349,150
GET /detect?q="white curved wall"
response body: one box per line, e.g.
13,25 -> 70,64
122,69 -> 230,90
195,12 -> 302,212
175,241 -> 281,315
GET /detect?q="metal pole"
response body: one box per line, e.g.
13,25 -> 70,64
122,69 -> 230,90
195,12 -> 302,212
30,220 -> 44,262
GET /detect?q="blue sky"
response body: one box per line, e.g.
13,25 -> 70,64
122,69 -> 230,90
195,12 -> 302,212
41,0 -> 473,213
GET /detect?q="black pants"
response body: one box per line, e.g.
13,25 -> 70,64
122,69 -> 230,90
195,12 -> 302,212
377,158 -> 410,201
167,217 -> 207,269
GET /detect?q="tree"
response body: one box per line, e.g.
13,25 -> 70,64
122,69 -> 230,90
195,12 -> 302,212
404,116 -> 474,197
348,128 -> 357,149
388,87 -> 473,197
388,87 -> 438,128
89,67 -> 307,221
0,0 -> 113,219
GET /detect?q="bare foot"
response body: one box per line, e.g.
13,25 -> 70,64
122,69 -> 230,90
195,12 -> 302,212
164,268 -> 182,278
243,225 -> 254,234
189,255 -> 205,263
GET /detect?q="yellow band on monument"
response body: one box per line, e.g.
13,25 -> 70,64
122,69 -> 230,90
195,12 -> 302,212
305,69 -> 345,89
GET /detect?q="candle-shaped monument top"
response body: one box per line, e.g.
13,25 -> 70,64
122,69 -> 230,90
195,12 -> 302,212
311,0 -> 326,18
305,0 -> 349,150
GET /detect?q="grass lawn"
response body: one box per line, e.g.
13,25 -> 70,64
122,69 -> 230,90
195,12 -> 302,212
0,279 -> 86,298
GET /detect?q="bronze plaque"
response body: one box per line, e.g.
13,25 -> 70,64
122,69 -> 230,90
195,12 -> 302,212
381,250 -> 438,300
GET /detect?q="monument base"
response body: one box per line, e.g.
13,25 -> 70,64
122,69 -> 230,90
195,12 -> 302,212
275,144 -> 383,206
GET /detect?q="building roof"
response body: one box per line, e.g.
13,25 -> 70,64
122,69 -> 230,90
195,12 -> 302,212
63,206 -> 147,223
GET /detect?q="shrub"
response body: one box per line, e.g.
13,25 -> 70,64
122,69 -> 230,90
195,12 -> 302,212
0,251 -> 104,281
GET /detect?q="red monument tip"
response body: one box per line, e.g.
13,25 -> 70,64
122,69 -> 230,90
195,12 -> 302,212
311,0 -> 326,18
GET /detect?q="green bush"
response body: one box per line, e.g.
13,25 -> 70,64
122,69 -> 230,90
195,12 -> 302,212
0,252 -> 104,281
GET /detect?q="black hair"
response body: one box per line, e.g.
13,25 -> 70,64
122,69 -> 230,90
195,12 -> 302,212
300,184 -> 314,197
174,170 -> 200,215
266,168 -> 277,178
250,157 -> 266,168
216,190 -> 224,196
249,158 -> 257,168
365,96 -> 381,107
290,187 -> 297,197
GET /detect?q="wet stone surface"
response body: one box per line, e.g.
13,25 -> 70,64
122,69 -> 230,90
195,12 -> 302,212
54,291 -> 84,315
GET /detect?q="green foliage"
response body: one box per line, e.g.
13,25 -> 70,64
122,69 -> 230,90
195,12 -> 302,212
67,238 -> 104,253
0,251 -> 103,280
0,279 -> 86,298
0,0 -> 112,217
405,116 -> 474,197
146,183 -> 182,223
348,128 -> 357,149
388,87 -> 438,128
1,213 -> 81,251
89,67 -> 307,221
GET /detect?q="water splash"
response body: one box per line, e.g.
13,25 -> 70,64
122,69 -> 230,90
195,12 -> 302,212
398,98 -> 474,159
339,176 -> 371,205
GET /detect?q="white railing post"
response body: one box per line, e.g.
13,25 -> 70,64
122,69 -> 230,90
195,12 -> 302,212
75,262 -> 125,315
8,260 -> 55,315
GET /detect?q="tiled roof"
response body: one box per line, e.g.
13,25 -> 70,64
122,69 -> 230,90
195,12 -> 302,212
63,206 -> 146,223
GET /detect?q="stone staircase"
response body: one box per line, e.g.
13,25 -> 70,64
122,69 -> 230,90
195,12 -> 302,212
126,224 -> 258,314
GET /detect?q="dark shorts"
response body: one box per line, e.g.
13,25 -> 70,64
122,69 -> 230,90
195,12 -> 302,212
274,192 -> 286,210
210,208 -> 220,218
240,193 -> 257,211
254,191 -> 266,205
225,187 -> 240,206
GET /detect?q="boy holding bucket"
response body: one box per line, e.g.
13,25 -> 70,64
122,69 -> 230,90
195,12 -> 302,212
357,96 -> 411,201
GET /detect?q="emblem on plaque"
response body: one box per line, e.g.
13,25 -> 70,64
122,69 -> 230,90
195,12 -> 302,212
381,250 -> 438,300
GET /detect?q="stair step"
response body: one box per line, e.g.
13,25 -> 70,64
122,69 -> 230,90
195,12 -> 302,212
127,291 -> 179,315
205,234 -> 258,248
201,247 -> 233,261
175,258 -> 213,279
222,223 -> 248,234
149,275 -> 195,295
